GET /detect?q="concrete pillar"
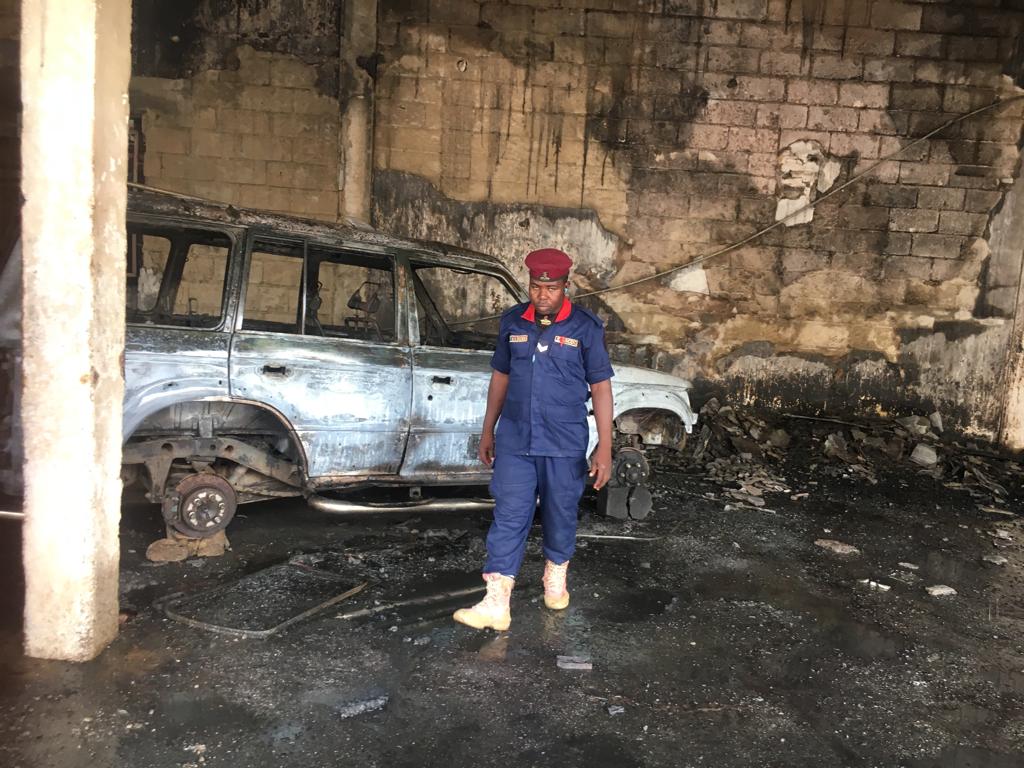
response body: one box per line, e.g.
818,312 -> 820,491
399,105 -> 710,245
339,0 -> 377,223
20,0 -> 130,660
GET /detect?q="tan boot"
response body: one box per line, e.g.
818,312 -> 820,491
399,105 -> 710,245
453,573 -> 513,631
543,560 -> 570,610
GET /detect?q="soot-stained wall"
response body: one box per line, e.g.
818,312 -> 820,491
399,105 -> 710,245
129,0 -> 348,220
372,0 -> 1024,441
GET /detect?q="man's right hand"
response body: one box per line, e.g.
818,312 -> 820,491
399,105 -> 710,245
478,431 -> 495,466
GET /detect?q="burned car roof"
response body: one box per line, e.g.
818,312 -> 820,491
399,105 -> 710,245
128,184 -> 508,272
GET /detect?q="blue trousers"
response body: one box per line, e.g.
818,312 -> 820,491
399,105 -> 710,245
484,453 -> 589,578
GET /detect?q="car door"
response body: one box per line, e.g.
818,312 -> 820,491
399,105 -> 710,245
122,217 -> 241,439
400,257 -> 523,480
229,234 -> 411,484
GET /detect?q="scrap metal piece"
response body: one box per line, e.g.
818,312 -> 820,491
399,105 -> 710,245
309,496 -> 494,516
556,655 -> 593,671
337,695 -> 389,719
163,575 -> 367,639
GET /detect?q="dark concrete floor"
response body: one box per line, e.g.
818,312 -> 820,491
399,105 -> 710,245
0,451 -> 1022,768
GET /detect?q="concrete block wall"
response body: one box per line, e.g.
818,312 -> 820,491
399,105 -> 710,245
131,45 -> 342,222
372,0 -> 1024,438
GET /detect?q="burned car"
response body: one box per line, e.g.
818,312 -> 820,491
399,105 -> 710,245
7,186 -> 696,535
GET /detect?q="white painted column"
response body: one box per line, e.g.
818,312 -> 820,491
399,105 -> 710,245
20,0 -> 130,661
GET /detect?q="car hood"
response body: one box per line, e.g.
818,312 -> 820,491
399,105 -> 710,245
611,362 -> 692,393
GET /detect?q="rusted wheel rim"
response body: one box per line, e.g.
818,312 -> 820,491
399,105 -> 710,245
169,474 -> 236,537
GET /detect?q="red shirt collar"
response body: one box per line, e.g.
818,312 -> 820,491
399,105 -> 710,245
521,299 -> 572,324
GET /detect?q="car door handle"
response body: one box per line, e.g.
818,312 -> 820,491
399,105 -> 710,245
262,364 -> 288,376
431,375 -> 452,385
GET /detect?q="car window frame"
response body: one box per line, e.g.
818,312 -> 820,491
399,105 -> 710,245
236,230 -> 406,348
405,255 -> 526,351
124,213 -> 243,334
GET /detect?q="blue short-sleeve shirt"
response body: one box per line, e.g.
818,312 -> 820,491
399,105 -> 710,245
490,300 -> 614,458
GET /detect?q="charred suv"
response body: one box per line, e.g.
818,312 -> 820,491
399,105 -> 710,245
8,187 -> 696,535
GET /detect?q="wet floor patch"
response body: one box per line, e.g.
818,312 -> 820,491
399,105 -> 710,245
162,560 -> 365,636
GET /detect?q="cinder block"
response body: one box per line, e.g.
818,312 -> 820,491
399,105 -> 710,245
534,8 -> 584,35
776,103 -> 808,128
786,79 -> 839,105
842,28 -> 895,56
689,195 -> 739,220
740,22 -> 801,49
811,54 -> 863,80
553,37 -> 586,63
700,20 -> 740,47
214,158 -> 266,186
688,124 -> 730,150
429,0 -> 481,25
237,49 -> 272,86
760,51 -> 808,77
938,211 -> 989,236
482,1 -> 534,31
158,152 -> 214,182
727,127 -> 778,153
240,134 -> 293,162
838,82 -> 889,109
704,99 -> 759,126
712,0 -> 768,21
915,60 -> 965,85
271,113 -> 336,139
702,73 -> 785,101
911,233 -> 965,259
883,232 -> 913,256
882,255 -> 932,280
267,161 -> 335,190
839,205 -> 890,230
219,108 -> 271,135
895,31 -> 944,58
871,2 -> 922,31
807,105 -> 859,131
947,35 -> 1000,62
890,208 -> 939,233
830,132 -> 879,158
863,57 -> 915,83
858,109 -> 899,134
899,162 -> 952,186
586,11 -> 637,37
890,84 -> 942,111
192,130 -> 239,158
291,89 -> 337,116
866,183 -> 917,208
145,126 -> 190,155
237,86 -> 290,113
779,128 -> 830,148
943,86 -> 997,114
916,186 -> 965,211
921,6 -> 1002,35
965,189 -> 1002,213
270,58 -> 318,89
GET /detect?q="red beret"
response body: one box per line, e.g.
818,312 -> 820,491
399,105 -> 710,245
525,248 -> 572,281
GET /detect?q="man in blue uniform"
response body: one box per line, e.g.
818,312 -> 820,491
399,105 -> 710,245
453,248 -> 615,631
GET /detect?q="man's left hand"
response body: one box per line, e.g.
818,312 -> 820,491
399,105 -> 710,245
589,444 -> 613,491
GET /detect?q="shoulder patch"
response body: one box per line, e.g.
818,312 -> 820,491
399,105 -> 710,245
571,304 -> 605,328
501,303 -> 530,320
